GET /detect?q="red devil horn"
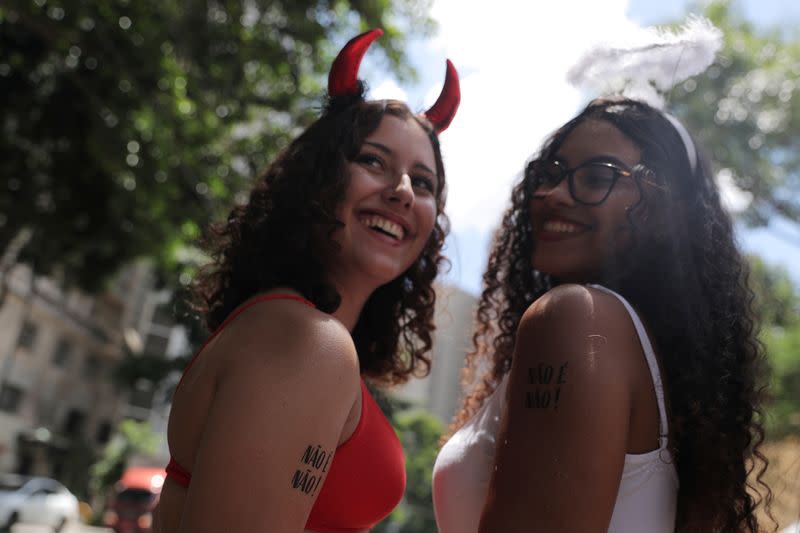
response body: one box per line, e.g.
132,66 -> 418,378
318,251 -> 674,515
423,60 -> 461,133
328,29 -> 384,97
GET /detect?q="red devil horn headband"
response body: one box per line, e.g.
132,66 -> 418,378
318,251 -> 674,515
328,29 -> 460,133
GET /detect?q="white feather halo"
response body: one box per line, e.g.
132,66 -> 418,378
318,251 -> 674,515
566,15 -> 723,108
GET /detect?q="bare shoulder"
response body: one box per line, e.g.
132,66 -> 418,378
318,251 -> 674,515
213,296 -> 360,387
479,286 -> 642,531
509,283 -> 646,411
517,284 -> 641,368
522,283 -> 631,326
174,298 -> 361,531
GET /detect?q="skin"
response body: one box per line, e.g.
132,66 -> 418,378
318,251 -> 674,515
530,119 -> 644,282
477,119 -> 665,532
152,114 -> 439,533
328,114 -> 439,325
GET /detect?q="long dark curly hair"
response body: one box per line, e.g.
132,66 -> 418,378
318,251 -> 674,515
190,95 -> 449,385
451,97 -> 773,532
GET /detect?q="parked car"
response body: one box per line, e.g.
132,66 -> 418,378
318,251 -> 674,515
0,474 -> 79,532
782,521 -> 800,533
103,466 -> 165,533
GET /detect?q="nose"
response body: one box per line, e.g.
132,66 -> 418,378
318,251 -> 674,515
383,172 -> 414,209
533,175 -> 573,206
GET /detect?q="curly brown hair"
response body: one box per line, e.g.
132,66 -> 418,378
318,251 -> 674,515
190,96 -> 449,385
451,97 -> 773,532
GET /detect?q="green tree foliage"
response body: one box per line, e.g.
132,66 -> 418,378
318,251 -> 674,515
669,0 -> 800,230
749,255 -> 800,328
88,419 -> 159,504
763,326 -> 800,437
747,255 -> 800,436
374,409 -> 443,533
0,0 -> 433,291
112,350 -> 187,390
394,410 -> 443,532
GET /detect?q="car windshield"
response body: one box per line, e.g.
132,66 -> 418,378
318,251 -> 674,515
116,488 -> 155,505
0,477 -> 28,491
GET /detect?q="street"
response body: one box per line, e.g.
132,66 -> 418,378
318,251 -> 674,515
8,523 -> 112,533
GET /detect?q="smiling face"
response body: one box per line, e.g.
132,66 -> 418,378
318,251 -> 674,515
329,113 -> 440,290
530,118 -> 644,282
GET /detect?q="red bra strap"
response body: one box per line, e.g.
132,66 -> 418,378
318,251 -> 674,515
180,293 -> 316,379
165,457 -> 191,488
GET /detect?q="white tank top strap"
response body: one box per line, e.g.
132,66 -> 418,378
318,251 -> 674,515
587,284 -> 669,448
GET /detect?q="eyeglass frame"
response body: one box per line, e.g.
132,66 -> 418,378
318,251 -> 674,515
524,158 -> 639,206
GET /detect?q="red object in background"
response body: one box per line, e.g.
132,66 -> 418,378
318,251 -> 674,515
103,467 -> 165,533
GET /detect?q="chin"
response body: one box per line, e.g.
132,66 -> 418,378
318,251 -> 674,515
533,251 -> 604,282
533,262 -> 593,283
360,259 -> 412,287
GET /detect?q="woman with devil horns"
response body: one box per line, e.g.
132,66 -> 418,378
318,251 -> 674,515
151,29 -> 460,532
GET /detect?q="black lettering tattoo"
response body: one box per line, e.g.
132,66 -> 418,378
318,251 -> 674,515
322,451 -> 332,473
301,444 -> 329,470
528,364 -> 554,385
291,444 -> 333,496
525,363 -> 568,409
291,469 -> 320,495
557,362 -> 568,384
525,389 -> 551,408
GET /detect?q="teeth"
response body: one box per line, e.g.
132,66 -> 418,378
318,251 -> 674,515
543,220 -> 582,234
363,215 -> 404,240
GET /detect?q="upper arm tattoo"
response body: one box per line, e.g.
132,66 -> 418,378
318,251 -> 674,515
525,362 -> 568,410
290,444 -> 334,496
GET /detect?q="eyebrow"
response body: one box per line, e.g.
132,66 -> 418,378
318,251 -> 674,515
363,141 -> 436,175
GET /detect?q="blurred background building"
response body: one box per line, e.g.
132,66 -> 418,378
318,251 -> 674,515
0,265 -> 478,478
0,260 -> 184,492
396,284 -> 476,425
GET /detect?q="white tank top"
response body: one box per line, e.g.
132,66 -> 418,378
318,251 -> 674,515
432,285 -> 678,532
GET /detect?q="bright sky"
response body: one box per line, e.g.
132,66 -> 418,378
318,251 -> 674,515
366,0 -> 800,294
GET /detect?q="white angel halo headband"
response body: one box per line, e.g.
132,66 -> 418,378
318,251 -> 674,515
663,112 -> 698,173
567,15 -> 723,175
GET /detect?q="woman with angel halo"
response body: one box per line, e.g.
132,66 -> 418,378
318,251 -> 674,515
433,16 -> 773,532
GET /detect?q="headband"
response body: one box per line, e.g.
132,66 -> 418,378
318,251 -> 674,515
328,29 -> 461,133
663,112 -> 698,173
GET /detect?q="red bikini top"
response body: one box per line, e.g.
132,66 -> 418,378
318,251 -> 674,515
164,293 -> 406,532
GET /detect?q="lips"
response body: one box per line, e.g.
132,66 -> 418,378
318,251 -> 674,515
536,216 -> 590,241
357,210 -> 413,242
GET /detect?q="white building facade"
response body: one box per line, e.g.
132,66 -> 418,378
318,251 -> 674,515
0,260 -> 181,489
396,284 -> 478,425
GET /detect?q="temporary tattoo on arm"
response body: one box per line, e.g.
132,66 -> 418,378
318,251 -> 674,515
525,362 -> 568,409
290,444 -> 333,496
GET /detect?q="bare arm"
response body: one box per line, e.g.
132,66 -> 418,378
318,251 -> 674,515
478,285 -> 641,533
176,309 -> 360,533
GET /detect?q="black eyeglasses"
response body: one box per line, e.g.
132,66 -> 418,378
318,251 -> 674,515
525,159 -> 635,206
